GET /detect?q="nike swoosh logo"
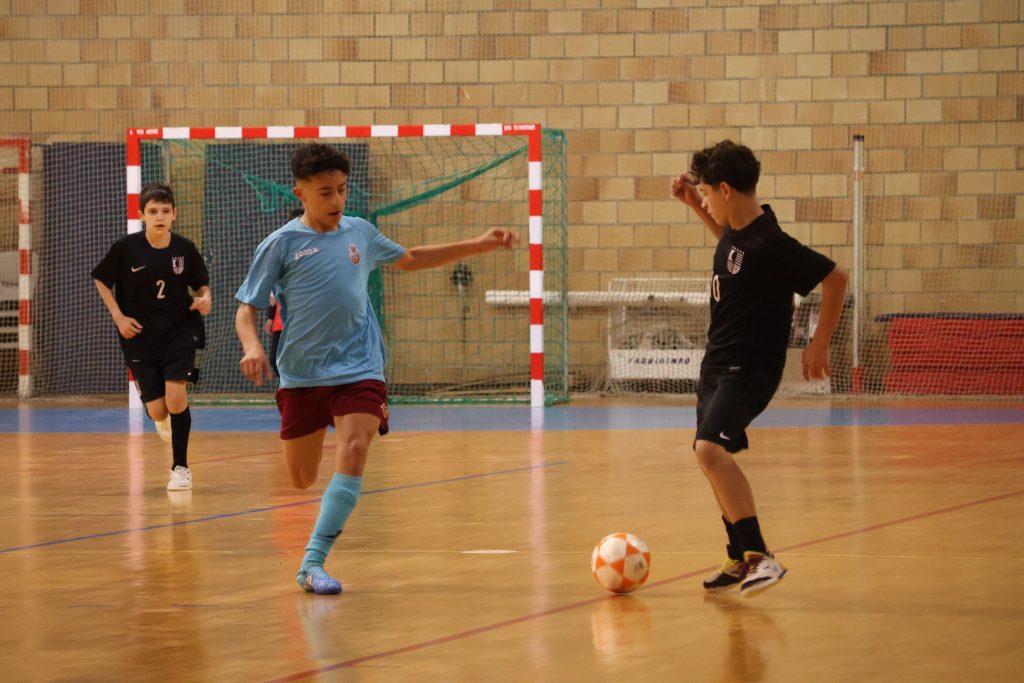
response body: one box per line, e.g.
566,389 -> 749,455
719,432 -> 731,440
131,266 -> 146,272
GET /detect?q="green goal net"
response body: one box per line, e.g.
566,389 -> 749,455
138,129 -> 568,404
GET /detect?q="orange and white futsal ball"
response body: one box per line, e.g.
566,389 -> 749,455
591,533 -> 651,593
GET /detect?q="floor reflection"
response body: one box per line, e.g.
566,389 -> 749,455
589,594 -> 652,662
703,592 -> 785,683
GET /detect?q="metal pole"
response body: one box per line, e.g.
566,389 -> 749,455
852,134 -> 865,393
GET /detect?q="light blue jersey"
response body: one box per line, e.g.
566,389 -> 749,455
236,216 -> 406,388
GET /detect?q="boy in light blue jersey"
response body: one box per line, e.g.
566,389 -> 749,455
235,144 -> 519,595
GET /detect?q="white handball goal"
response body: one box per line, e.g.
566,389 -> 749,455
124,124 -> 568,407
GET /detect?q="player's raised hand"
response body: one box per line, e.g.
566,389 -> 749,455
239,346 -> 273,386
671,173 -> 703,210
190,292 -> 213,315
115,314 -> 143,340
477,227 -> 520,251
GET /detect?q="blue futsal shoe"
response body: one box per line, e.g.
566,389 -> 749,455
297,567 -> 342,595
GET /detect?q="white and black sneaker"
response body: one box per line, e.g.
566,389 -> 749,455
740,552 -> 787,597
166,466 -> 192,491
703,557 -> 747,591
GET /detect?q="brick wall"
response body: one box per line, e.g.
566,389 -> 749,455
1,0 -> 1021,384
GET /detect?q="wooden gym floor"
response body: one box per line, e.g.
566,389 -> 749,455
1,399 -> 1022,681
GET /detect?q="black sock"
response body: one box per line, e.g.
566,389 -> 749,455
722,516 -> 743,561
170,407 -> 191,470
733,516 -> 768,556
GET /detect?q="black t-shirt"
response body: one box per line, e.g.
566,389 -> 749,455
91,231 -> 210,350
704,205 -> 836,373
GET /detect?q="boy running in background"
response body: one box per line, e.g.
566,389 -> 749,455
92,183 -> 212,491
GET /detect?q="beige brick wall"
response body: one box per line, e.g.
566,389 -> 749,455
1,0 -> 1022,388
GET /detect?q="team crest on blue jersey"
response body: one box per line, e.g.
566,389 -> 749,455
348,243 -> 360,265
172,256 -> 184,274
726,247 -> 745,274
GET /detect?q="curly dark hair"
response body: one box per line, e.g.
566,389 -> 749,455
689,140 -> 760,193
291,144 -> 351,181
140,183 -> 175,211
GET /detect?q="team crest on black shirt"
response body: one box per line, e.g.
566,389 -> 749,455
726,247 -> 745,274
172,256 -> 184,274
348,243 -> 361,265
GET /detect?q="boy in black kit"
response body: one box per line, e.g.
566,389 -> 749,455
92,183 -> 211,491
671,141 -> 849,597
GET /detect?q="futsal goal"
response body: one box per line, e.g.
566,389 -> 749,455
125,125 -> 568,406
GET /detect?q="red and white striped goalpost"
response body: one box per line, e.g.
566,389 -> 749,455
126,124 -> 547,407
1,139 -> 32,398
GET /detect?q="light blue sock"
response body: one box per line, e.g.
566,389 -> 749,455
302,473 -> 362,571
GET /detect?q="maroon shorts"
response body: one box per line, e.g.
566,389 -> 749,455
276,380 -> 390,440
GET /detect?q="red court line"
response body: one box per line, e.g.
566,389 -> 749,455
772,489 -> 1023,555
267,488 -> 1023,682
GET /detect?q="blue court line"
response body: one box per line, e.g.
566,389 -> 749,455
3,404 -> 1024,433
0,460 -> 567,555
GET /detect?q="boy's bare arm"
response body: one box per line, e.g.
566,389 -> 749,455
235,303 -> 273,385
391,228 -> 519,272
801,267 -> 850,380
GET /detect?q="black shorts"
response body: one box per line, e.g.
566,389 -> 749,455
694,364 -> 781,454
122,328 -> 201,404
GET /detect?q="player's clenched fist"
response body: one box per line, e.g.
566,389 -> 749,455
477,227 -> 520,250
671,173 -> 702,209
